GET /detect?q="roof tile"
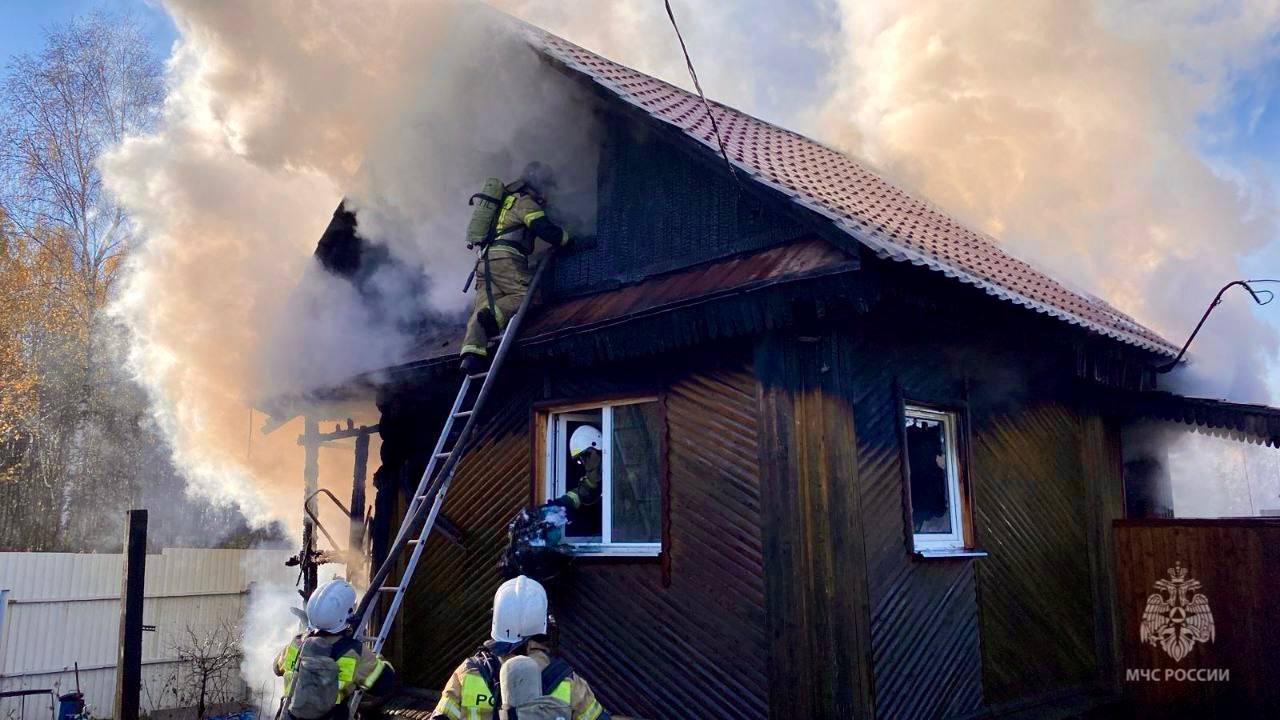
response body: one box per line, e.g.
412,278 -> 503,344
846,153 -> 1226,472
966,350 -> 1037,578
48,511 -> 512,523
528,28 -> 1177,357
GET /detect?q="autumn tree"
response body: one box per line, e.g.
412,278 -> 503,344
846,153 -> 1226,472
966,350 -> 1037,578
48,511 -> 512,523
0,13 -> 268,550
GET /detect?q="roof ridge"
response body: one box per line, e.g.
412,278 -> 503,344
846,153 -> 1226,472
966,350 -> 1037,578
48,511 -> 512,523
513,18 -> 1178,358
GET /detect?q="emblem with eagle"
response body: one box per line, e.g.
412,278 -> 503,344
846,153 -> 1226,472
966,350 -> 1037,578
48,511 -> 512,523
1140,561 -> 1215,662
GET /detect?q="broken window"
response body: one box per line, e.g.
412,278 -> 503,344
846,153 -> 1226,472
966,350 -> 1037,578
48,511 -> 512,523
543,398 -> 663,556
904,405 -> 968,552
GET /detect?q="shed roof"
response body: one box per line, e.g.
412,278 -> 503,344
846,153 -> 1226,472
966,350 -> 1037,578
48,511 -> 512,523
522,25 -> 1179,359
393,237 -> 857,374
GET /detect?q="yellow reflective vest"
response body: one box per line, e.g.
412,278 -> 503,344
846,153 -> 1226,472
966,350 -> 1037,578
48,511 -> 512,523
432,643 -> 604,720
273,631 -> 389,705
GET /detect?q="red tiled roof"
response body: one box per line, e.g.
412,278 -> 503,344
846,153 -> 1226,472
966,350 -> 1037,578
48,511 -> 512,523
525,27 -> 1178,358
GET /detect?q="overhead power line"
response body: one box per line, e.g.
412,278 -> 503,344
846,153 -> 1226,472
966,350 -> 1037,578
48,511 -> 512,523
1157,279 -> 1280,373
662,0 -> 742,189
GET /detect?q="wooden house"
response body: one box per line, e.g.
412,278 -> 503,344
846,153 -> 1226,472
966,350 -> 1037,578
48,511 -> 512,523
304,22 -> 1280,720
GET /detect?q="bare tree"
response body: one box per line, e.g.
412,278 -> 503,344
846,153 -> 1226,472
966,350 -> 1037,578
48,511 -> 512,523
167,621 -> 247,720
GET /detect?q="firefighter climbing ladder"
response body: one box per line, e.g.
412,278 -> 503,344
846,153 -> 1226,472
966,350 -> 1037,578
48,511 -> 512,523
347,256 -> 552,706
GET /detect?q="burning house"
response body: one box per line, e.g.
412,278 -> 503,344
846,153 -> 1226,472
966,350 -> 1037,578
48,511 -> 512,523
284,19 -> 1280,720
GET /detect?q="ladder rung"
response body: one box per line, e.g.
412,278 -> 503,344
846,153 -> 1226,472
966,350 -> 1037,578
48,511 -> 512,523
378,586 -> 401,593
467,372 -> 488,380
408,538 -> 421,545
452,410 -> 473,418
434,451 -> 451,459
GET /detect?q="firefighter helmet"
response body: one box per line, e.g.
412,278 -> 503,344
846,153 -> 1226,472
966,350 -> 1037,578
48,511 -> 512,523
568,425 -> 602,459
306,578 -> 356,633
491,575 -> 548,644
520,161 -> 557,194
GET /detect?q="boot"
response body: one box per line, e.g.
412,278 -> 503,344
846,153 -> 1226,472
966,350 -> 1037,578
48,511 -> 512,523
460,353 -> 489,375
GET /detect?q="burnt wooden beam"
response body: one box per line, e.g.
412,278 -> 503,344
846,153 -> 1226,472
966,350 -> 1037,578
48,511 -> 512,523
299,423 -> 382,445
302,416 -> 320,597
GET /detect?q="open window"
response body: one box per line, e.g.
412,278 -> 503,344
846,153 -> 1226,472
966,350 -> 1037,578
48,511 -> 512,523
903,404 -> 974,554
541,398 -> 663,556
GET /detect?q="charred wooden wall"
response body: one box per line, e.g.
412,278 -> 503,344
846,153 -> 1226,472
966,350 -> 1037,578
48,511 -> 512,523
756,332 -> 874,719
387,350 -> 770,719
843,304 -> 1125,718
553,113 -> 804,299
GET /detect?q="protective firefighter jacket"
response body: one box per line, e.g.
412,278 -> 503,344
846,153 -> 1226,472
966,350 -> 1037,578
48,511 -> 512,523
430,641 -> 605,720
460,190 -> 569,360
274,630 -> 392,719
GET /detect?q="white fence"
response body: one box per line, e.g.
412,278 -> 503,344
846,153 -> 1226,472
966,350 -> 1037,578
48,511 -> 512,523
0,549 -> 296,720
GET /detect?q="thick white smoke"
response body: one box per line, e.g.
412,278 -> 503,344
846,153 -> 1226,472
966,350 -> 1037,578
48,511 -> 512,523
106,1 -> 1280,529
818,0 -> 1280,402
105,0 -> 600,530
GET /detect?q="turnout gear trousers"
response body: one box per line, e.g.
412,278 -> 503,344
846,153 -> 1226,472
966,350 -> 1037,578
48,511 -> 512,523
460,191 -> 569,360
430,643 -> 605,720
461,252 -> 530,359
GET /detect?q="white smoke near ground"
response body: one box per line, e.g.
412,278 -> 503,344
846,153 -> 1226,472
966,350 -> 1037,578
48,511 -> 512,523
240,579 -> 307,713
105,0 -> 601,532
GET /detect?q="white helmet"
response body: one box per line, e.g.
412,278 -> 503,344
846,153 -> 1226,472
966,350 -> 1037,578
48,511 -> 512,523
306,578 -> 356,633
491,575 -> 547,644
568,425 -> 602,458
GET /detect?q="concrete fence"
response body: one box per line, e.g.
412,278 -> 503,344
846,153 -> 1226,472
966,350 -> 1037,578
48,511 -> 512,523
0,549 -> 296,720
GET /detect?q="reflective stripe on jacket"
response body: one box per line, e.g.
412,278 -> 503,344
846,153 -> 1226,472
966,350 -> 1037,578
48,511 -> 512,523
431,643 -> 604,720
488,192 -> 568,258
273,631 -> 390,703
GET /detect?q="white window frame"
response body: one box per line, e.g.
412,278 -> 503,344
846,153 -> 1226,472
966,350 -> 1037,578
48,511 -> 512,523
543,397 -> 662,557
904,405 -> 966,552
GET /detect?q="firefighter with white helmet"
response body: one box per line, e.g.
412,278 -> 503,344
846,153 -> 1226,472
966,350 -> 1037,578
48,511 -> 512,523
430,576 -> 607,720
273,579 -> 396,720
549,425 -> 603,512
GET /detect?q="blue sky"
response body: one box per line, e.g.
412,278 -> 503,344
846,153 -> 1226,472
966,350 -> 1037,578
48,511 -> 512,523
0,0 -> 174,61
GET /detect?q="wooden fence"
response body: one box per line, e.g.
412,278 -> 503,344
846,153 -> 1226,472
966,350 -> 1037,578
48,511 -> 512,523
1113,519 -> 1280,718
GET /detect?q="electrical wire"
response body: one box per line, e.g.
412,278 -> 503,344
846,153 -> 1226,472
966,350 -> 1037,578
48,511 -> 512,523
1156,279 -> 1280,373
663,0 -> 742,190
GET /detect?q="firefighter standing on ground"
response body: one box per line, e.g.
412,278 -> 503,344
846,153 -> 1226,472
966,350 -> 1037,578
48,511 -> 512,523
274,579 -> 396,720
460,162 -> 572,374
430,575 -> 608,720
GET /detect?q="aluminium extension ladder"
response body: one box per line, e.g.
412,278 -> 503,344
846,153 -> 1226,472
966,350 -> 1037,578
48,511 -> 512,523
346,256 -> 552,711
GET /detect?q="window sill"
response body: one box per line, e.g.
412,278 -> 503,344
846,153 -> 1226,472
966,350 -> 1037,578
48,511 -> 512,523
914,548 -> 988,560
564,543 -> 662,559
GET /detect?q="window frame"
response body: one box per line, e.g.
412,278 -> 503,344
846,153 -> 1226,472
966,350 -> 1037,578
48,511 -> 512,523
536,395 -> 664,558
901,402 -> 976,555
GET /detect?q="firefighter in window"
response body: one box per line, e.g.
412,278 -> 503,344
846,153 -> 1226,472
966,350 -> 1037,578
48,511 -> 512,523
548,425 -> 602,532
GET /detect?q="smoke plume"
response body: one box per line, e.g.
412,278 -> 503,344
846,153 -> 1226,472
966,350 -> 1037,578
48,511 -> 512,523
105,0 -> 600,531
818,0 -> 1280,402
106,0 -> 1280,530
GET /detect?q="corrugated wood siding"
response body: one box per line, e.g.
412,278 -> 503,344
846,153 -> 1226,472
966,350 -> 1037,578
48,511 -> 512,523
398,375 -> 537,687
972,402 -> 1099,703
847,326 -> 984,720
393,358 -> 770,719
756,333 -> 873,719
847,307 -> 1116,718
553,363 -> 768,719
